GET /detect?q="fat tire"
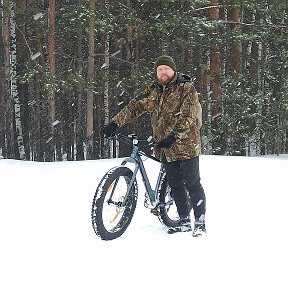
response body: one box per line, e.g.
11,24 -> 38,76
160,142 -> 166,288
91,166 -> 138,240
157,175 -> 180,228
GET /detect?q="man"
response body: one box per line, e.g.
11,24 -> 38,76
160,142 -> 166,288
103,55 -> 206,237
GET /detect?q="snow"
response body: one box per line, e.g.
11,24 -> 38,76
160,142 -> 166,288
0,154 -> 287,288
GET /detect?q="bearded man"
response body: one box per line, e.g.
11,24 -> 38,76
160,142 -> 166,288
103,55 -> 206,237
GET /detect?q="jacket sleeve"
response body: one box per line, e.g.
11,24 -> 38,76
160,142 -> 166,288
171,83 -> 201,138
112,85 -> 154,128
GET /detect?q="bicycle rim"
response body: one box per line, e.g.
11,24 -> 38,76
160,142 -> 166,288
91,166 -> 138,240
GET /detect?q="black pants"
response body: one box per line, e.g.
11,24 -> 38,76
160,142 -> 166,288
162,156 -> 206,220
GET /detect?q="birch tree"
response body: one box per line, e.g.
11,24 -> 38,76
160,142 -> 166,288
10,0 -> 25,159
1,0 -> 287,159
3,0 -> 14,158
2,0 -> 25,159
16,0 -> 31,159
101,33 -> 110,158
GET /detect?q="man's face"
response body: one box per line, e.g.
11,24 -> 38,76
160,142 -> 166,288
156,65 -> 175,85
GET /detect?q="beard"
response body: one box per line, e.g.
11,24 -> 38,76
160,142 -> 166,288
157,73 -> 174,85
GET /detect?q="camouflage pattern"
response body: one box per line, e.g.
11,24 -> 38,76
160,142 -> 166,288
112,73 -> 202,162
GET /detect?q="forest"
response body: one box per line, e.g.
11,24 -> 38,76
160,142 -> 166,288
0,0 -> 287,161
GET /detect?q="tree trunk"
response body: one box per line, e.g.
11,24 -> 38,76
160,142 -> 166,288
16,0 -> 29,159
209,0 -> 221,119
3,0 -> 15,158
116,0 -> 136,157
0,3 -> 5,156
270,13 -> 285,155
33,79 -> 43,160
76,10 -> 84,160
86,0 -> 96,159
47,0 -> 58,161
31,2 -> 46,161
102,35 -> 110,158
246,11 -> 261,156
228,7 -> 241,75
10,0 -> 26,159
227,6 -> 242,155
208,0 -> 222,155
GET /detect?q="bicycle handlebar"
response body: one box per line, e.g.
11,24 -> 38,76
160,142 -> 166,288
106,133 -> 156,146
106,133 -> 161,163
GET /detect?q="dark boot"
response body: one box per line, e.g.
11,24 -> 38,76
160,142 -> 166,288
192,215 -> 206,237
167,216 -> 192,234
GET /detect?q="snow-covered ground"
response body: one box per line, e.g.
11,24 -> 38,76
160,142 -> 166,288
0,154 -> 287,288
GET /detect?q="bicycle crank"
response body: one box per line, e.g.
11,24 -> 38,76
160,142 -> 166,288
150,207 -> 160,216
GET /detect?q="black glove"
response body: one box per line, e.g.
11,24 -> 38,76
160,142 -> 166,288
156,135 -> 176,149
103,122 -> 117,137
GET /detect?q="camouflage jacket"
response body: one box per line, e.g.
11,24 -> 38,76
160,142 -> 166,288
112,73 -> 202,162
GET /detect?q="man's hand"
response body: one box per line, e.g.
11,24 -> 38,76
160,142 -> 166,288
103,122 -> 117,137
156,135 -> 176,148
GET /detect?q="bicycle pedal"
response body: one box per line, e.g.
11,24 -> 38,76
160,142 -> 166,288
150,207 -> 159,216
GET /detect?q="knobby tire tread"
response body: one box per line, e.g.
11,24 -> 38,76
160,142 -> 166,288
157,175 -> 180,228
91,166 -> 138,240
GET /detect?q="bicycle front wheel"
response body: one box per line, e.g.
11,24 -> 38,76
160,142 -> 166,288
91,166 -> 138,240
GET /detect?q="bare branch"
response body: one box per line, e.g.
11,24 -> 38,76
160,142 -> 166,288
15,24 -> 32,55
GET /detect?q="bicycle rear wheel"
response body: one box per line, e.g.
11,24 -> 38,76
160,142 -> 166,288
91,166 -> 138,240
157,175 -> 180,228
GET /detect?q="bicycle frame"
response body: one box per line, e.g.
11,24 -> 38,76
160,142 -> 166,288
118,134 -> 165,207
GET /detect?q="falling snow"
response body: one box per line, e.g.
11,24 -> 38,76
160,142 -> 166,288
0,154 -> 287,288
